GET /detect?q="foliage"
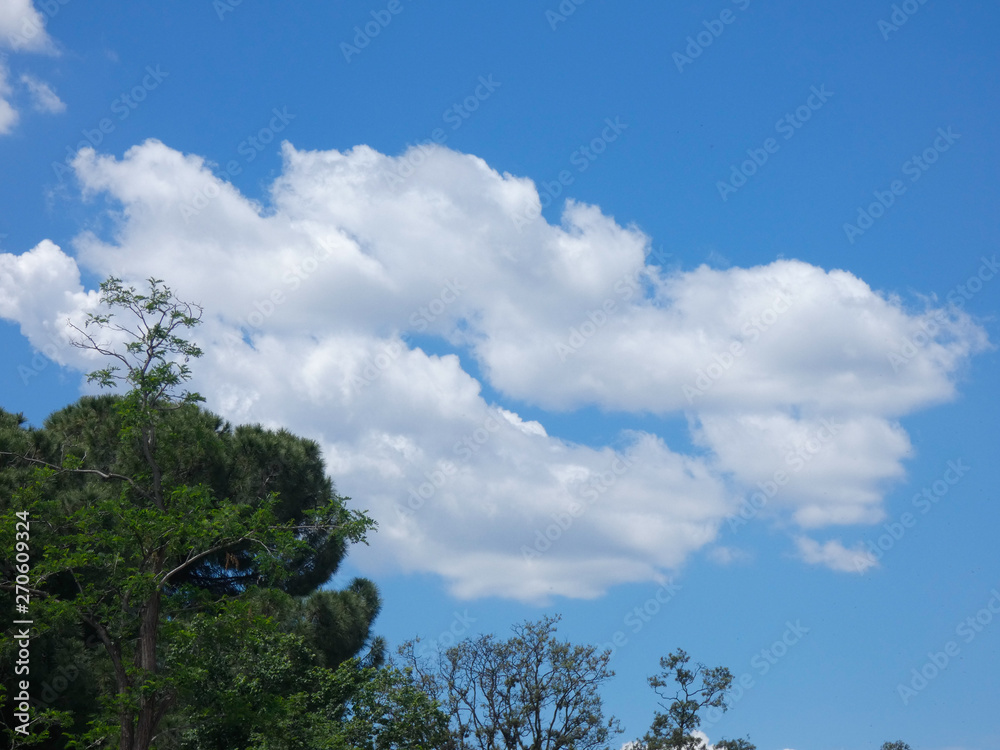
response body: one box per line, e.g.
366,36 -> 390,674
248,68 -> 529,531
638,649 -> 755,750
0,278 -> 376,750
160,590 -> 447,749
398,614 -> 621,750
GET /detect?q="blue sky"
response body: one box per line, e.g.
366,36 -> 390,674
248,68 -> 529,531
2,0 -> 999,747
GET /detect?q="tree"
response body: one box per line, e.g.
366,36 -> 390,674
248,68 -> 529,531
398,614 -> 621,750
0,278 -> 376,749
159,588 -> 448,750
880,742 -> 912,750
638,649 -> 755,750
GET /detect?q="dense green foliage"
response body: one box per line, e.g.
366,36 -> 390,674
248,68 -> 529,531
0,278 -> 440,750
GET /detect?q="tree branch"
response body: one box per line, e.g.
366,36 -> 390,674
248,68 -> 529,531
0,451 -> 150,500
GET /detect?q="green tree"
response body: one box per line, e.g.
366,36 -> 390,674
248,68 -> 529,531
399,614 -> 621,750
0,278 -> 376,749
880,742 -> 912,750
160,588 -> 447,749
638,649 -> 755,750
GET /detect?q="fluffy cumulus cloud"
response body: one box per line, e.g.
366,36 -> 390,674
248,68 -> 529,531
0,139 -> 990,598
0,0 -> 54,53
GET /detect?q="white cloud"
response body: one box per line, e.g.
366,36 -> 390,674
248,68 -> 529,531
20,72 -> 64,112
0,239 -> 98,352
707,546 -> 752,566
0,0 -> 55,53
795,536 -> 877,573
0,62 -> 18,134
0,139 -> 989,598
0,2 -> 63,137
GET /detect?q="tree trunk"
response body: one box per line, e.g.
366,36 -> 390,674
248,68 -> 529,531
120,582 -> 162,749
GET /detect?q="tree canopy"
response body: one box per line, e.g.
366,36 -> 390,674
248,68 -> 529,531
398,614 -> 621,750
638,649 -> 755,750
0,278 -> 433,750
